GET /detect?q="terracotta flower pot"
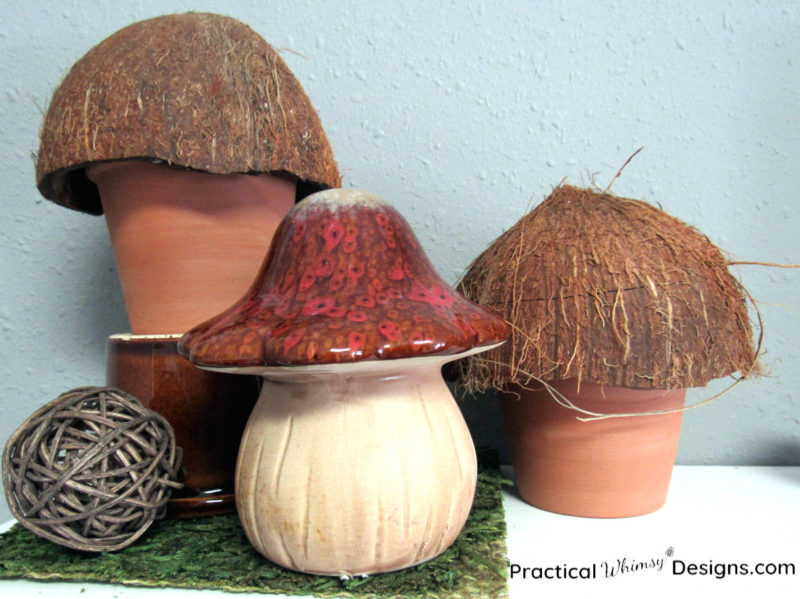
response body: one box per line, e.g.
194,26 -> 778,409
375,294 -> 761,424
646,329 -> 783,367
501,379 -> 685,518
106,334 -> 260,517
88,160 -> 296,335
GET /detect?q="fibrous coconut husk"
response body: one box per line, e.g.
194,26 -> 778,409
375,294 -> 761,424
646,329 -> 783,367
35,12 -> 341,214
457,184 -> 759,391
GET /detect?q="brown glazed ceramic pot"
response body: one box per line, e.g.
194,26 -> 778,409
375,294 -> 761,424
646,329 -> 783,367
106,334 -> 260,517
89,160 -> 296,335
502,379 -> 685,518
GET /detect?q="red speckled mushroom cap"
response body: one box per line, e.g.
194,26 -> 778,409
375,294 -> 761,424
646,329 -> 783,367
178,188 -> 509,368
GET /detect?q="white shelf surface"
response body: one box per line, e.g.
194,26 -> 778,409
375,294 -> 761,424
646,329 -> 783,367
504,465 -> 799,597
2,465 -> 798,598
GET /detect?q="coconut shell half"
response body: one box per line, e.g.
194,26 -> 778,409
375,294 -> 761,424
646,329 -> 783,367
458,184 -> 758,390
36,12 -> 341,214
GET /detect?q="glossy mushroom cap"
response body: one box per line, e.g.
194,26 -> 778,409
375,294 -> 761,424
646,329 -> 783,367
35,12 -> 340,214
179,189 -> 509,368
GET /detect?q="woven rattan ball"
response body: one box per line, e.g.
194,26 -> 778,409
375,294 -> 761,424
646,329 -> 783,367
2,386 -> 183,552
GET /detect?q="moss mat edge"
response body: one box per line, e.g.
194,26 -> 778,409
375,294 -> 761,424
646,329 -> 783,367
0,464 -> 509,598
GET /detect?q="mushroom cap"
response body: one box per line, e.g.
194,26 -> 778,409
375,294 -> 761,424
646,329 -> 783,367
35,12 -> 340,214
178,188 -> 509,368
457,184 -> 758,390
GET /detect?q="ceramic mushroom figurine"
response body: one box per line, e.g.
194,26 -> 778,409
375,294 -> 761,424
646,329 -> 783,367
457,184 -> 758,517
179,188 -> 509,576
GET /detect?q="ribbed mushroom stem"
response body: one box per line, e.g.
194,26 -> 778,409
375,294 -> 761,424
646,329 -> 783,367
234,355 -> 478,576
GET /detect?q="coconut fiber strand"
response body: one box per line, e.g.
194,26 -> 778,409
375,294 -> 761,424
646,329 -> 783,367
0,460 -> 508,598
36,12 -> 341,214
458,185 -> 758,391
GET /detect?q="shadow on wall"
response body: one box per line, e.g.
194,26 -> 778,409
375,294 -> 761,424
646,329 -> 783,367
82,230 -> 129,341
46,220 -> 129,364
453,385 -> 511,465
752,442 -> 800,470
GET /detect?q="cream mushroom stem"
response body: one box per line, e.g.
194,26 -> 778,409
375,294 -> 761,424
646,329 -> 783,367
210,343 -> 499,577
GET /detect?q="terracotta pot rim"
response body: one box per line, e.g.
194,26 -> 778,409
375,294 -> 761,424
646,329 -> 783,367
503,379 -> 687,406
505,378 -> 689,390
86,158 -> 301,182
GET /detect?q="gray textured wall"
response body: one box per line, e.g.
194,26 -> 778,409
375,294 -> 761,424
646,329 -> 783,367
2,1 -> 799,523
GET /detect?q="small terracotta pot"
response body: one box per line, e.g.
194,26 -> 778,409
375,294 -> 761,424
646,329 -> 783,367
106,334 -> 260,518
89,160 -> 296,335
501,379 -> 685,518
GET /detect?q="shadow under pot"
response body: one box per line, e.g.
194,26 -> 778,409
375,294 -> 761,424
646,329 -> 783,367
106,334 -> 260,518
501,379 -> 685,518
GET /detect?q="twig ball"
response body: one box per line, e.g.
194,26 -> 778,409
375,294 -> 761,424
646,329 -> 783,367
2,387 -> 183,552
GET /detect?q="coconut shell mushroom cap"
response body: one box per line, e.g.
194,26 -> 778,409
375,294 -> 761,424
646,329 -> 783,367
36,12 -> 341,214
458,184 -> 758,390
178,188 -> 509,367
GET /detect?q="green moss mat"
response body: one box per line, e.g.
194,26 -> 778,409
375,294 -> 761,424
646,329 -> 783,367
0,465 -> 508,598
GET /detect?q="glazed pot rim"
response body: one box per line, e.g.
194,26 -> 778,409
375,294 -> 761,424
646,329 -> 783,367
109,333 -> 184,342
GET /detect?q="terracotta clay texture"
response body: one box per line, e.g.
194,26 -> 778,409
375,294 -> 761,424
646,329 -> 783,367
502,379 -> 685,518
91,161 -> 295,334
36,12 -> 340,213
106,335 -> 260,518
180,188 -> 510,367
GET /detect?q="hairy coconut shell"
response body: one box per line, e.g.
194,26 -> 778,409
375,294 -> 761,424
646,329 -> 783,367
36,12 -> 341,214
458,185 -> 758,390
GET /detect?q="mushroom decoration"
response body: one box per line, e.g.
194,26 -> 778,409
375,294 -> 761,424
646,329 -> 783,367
33,12 -> 341,516
35,11 -> 341,334
179,188 -> 509,575
457,184 -> 759,517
